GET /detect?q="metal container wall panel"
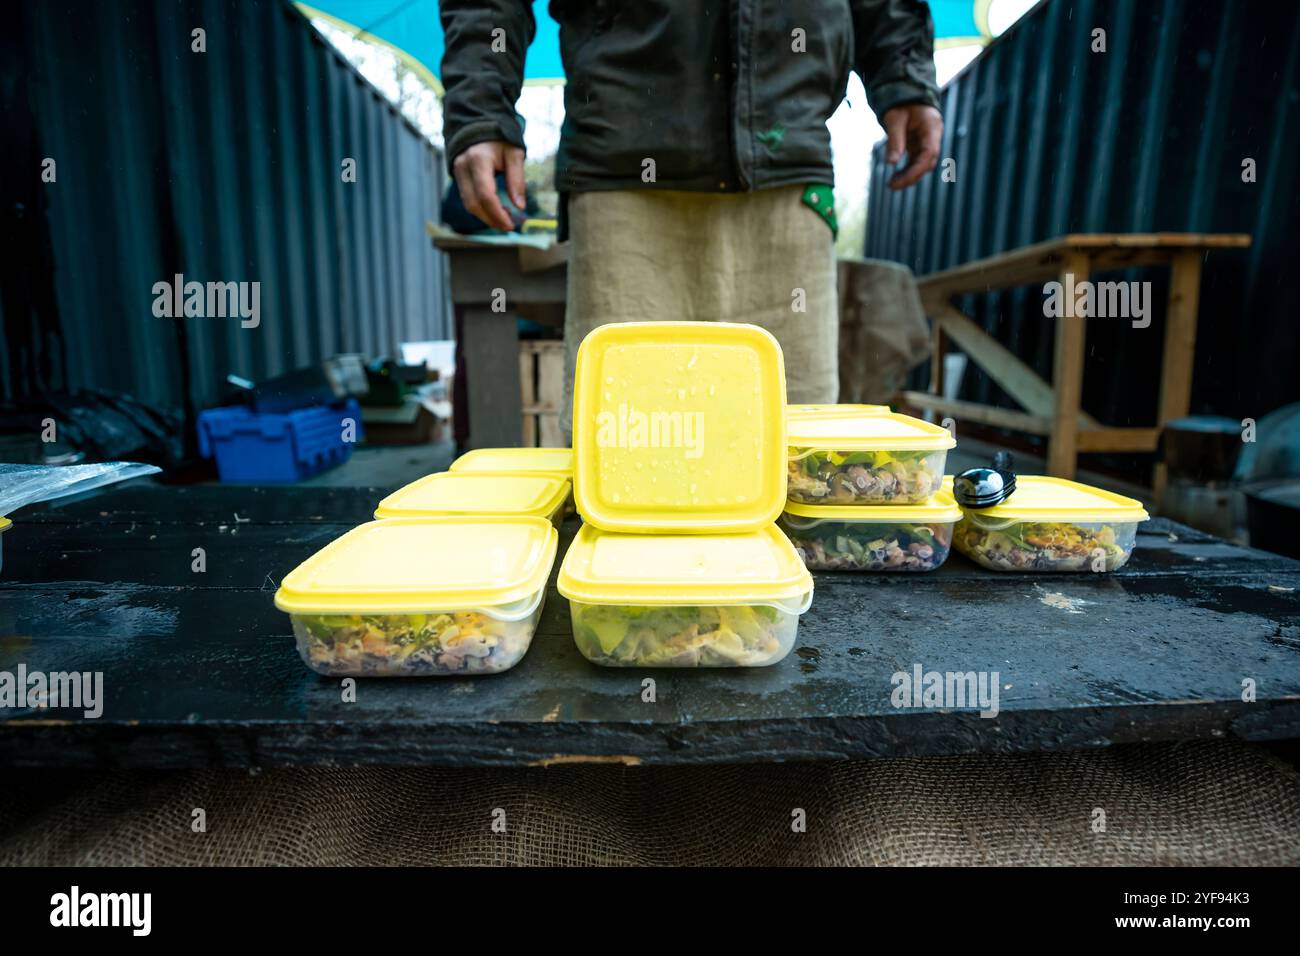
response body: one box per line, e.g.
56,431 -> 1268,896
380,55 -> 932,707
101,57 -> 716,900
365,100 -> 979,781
5,0 -> 449,412
865,0 -> 1300,429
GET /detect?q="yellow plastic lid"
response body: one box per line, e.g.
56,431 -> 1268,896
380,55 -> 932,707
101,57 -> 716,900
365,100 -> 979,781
0,516 -> 10,532
449,447 -> 573,480
788,410 -> 955,452
571,321 -> 788,533
374,472 -> 569,520
558,522 -> 813,607
788,403 -> 889,419
783,489 -> 962,524
275,516 -> 558,614
944,475 -> 1149,523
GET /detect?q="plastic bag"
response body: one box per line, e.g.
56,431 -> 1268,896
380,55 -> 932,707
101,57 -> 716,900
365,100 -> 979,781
0,462 -> 161,517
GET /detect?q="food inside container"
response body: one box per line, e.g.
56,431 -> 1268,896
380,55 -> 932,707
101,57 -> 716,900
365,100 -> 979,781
786,410 -> 954,505
275,516 -> 558,676
949,476 -> 1149,572
558,523 -> 813,667
779,491 -> 961,571
374,471 -> 570,528
571,321 -> 788,533
449,446 -> 575,513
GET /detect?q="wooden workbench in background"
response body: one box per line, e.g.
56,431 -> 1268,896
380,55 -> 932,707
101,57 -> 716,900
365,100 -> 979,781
907,233 -> 1251,506
433,233 -> 569,449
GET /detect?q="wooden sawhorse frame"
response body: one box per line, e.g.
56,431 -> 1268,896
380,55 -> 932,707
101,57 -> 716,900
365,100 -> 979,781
904,233 -> 1250,507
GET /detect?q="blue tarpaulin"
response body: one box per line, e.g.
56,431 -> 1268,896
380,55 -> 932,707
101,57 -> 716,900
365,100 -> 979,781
297,0 -> 989,93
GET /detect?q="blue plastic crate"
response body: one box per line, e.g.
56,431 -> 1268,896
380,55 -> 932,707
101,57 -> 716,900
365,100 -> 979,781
197,400 -> 362,482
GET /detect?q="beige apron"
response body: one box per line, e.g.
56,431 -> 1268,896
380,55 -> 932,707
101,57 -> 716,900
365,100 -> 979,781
561,186 -> 839,439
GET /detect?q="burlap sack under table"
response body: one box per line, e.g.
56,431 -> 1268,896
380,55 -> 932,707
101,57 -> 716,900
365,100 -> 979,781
2,741 -> 1298,866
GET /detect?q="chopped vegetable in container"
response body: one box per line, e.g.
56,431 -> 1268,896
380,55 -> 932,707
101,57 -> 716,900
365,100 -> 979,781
779,491 -> 961,571
571,321 -> 787,533
948,476 -> 1149,572
558,523 -> 813,667
787,410 -> 955,505
275,516 -> 558,676
374,471 -> 570,528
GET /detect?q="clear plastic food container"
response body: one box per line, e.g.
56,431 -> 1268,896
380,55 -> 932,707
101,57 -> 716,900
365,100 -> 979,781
449,447 -> 575,513
949,476 -> 1149,572
374,471 -> 570,528
571,321 -> 788,533
558,523 -> 813,667
779,490 -> 961,572
275,516 -> 559,676
786,410 -> 955,505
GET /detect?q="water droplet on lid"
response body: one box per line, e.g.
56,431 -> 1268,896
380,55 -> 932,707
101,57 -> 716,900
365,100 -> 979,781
708,384 -> 716,396
677,388 -> 686,401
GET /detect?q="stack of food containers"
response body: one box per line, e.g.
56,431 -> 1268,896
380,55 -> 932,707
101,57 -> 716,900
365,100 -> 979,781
558,322 -> 814,667
779,407 -> 960,571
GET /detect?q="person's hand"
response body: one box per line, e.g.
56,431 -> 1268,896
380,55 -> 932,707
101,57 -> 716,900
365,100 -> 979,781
882,104 -> 942,190
452,140 -> 526,231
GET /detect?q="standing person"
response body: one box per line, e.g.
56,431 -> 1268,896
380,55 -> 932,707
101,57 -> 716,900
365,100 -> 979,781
440,1 -> 942,432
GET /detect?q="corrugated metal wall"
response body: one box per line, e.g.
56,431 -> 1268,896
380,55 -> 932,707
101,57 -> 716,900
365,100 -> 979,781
1,0 -> 450,422
865,0 -> 1300,435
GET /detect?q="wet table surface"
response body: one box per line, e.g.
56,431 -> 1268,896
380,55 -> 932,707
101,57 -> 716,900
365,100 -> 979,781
2,483 -> 1299,768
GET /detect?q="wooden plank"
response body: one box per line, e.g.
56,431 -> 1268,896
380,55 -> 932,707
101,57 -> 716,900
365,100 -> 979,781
462,304 -> 524,450
538,415 -> 565,448
1076,427 -> 1161,453
928,305 -> 1098,428
519,343 -> 537,446
445,247 -> 568,305
519,341 -> 565,447
1047,253 -> 1089,479
3,488 -> 1300,768
533,343 -> 564,415
518,240 -> 571,273
537,344 -> 566,447
929,319 -> 946,398
1154,250 -> 1205,505
918,233 -> 1250,298
900,391 -> 1053,434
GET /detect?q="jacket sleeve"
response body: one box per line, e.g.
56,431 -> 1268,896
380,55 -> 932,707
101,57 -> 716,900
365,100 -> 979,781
850,0 -> 941,122
439,1 -> 536,164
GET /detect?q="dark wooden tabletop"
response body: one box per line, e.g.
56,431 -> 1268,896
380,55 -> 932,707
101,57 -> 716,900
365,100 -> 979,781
2,482 -> 1298,768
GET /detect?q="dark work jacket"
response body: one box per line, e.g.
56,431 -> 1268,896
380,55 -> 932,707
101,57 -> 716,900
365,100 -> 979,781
440,0 -> 940,193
